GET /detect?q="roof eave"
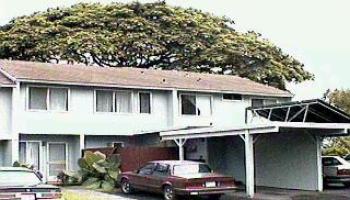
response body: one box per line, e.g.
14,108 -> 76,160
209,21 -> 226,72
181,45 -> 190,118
16,78 -> 293,98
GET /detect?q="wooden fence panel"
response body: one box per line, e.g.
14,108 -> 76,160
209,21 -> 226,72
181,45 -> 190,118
83,146 -> 178,172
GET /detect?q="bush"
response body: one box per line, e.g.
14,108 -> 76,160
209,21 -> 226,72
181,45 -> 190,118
13,161 -> 34,169
58,151 -> 121,192
57,171 -> 81,186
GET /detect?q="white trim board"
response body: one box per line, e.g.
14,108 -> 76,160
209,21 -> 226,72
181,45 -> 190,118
160,122 -> 350,141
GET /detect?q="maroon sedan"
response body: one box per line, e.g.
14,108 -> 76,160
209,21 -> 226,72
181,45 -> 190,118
118,160 -> 237,200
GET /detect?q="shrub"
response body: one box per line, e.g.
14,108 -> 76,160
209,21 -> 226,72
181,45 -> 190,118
58,151 -> 121,192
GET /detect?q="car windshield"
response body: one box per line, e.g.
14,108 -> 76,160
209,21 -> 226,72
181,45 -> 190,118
0,171 -> 41,186
345,155 -> 350,161
323,157 -> 350,166
173,164 -> 211,175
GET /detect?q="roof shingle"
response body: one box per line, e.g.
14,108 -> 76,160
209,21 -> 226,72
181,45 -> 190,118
0,60 -> 292,97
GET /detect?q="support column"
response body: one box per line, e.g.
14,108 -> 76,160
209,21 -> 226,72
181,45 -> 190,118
171,89 -> 179,127
174,139 -> 186,160
245,132 -> 255,198
80,134 -> 85,157
11,82 -> 20,164
316,135 -> 323,191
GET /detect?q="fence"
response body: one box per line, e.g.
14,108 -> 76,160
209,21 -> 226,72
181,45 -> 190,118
83,146 -> 178,171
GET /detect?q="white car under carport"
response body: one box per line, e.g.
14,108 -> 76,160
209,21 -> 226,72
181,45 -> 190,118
322,156 -> 350,187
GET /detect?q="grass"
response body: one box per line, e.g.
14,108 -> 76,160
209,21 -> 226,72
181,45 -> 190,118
61,186 -> 120,200
62,190 -> 106,200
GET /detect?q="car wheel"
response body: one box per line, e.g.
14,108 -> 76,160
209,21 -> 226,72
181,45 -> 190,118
208,194 -> 222,200
163,185 -> 176,200
121,179 -> 132,194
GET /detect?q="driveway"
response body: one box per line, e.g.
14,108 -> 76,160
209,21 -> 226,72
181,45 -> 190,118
63,186 -> 350,200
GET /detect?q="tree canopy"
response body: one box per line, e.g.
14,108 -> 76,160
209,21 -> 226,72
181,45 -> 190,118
323,89 -> 350,156
0,1 -> 313,89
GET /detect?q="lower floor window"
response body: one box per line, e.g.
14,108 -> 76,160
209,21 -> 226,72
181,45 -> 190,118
19,141 -> 40,170
19,142 -> 68,178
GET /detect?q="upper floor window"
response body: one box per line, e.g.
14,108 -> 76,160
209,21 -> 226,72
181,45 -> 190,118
181,94 -> 196,115
251,98 -> 277,107
116,91 -> 132,113
96,90 -> 113,112
180,94 -> 212,116
28,87 -> 68,111
139,92 -> 151,114
95,90 -> 132,113
223,93 -> 242,101
50,88 -> 69,111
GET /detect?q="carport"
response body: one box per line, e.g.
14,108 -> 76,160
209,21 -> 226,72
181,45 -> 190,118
160,99 -> 350,198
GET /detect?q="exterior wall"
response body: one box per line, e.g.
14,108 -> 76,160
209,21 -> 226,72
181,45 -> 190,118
133,133 -> 164,147
185,138 -> 209,162
176,93 -> 250,127
17,85 -> 170,135
19,134 -> 81,181
177,93 -> 290,128
207,133 -> 319,191
85,133 -> 163,149
15,83 -> 289,137
0,88 -> 12,137
185,137 -> 246,183
255,132 -> 318,190
85,135 -> 131,149
208,136 -> 246,183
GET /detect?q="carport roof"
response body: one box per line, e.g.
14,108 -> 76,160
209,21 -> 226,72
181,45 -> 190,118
160,122 -> 350,141
247,99 -> 350,123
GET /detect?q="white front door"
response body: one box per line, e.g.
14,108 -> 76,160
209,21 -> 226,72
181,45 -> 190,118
47,143 -> 68,181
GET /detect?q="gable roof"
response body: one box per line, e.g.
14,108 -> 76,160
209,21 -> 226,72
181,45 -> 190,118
0,60 -> 292,97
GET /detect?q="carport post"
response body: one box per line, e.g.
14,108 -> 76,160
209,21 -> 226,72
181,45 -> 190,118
80,133 -> 85,157
174,139 -> 187,161
316,135 -> 323,191
245,132 -> 255,198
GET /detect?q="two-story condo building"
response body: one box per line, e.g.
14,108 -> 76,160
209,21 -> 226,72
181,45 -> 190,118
0,60 -> 292,182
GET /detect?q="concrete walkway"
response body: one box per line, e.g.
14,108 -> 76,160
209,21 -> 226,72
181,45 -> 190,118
62,186 -> 350,200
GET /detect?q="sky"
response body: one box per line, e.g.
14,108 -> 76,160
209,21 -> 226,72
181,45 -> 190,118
1,0 -> 349,100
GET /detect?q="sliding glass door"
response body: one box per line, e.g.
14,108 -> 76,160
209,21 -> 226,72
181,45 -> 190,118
47,143 -> 67,179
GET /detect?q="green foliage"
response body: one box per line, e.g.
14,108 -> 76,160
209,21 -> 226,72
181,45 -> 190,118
12,161 -> 34,169
323,89 -> 350,156
57,170 -> 82,186
58,151 -> 121,192
328,89 -> 350,114
0,2 -> 313,89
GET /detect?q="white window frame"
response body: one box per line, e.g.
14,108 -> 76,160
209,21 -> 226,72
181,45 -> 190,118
179,93 -> 213,116
222,93 -> 243,102
19,140 -> 43,171
138,91 -> 152,114
251,98 -> 278,107
26,85 -> 70,112
93,89 -> 133,114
